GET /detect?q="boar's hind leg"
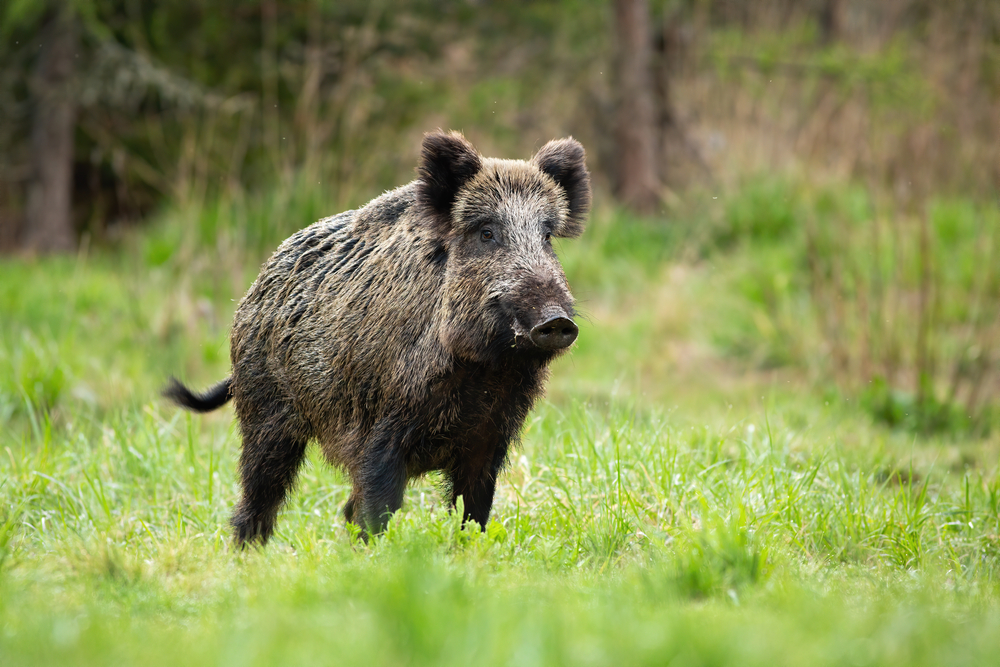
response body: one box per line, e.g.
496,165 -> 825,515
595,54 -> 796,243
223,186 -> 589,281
231,411 -> 308,547
447,440 -> 510,530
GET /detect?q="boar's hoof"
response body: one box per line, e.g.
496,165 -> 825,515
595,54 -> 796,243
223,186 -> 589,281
529,315 -> 578,350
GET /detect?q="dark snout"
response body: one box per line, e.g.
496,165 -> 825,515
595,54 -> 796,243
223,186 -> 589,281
529,310 -> 579,350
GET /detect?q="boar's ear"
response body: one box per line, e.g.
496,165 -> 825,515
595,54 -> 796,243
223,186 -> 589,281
533,137 -> 591,238
416,131 -> 482,228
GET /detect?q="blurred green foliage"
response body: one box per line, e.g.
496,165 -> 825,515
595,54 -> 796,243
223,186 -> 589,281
714,176 -> 802,248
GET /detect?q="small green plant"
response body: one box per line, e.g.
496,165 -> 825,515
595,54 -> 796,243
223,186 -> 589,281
0,331 -> 68,419
861,376 -> 984,435
713,176 -> 801,249
672,523 -> 768,600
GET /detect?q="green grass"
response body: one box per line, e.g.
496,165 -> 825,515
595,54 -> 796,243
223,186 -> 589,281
3,194 -> 1000,665
4,397 -> 1000,665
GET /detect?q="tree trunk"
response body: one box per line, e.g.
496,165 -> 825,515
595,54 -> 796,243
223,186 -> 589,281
24,6 -> 78,253
614,0 -> 659,213
819,0 -> 844,45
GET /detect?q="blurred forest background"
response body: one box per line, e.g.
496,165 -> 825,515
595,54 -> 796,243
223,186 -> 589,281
2,0 -> 1000,435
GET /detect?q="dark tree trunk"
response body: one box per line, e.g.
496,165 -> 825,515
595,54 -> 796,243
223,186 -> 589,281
614,0 -> 659,213
0,184 -> 19,252
653,16 -> 679,188
24,6 -> 78,253
819,0 -> 844,45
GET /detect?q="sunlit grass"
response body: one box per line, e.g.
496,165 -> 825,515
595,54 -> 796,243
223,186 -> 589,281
3,393 -> 1000,665
3,193 -> 1000,665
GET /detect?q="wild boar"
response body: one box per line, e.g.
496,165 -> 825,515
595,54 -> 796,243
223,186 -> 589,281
165,131 -> 590,546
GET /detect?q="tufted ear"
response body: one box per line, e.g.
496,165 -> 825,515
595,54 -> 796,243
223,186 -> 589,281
532,137 -> 591,238
416,131 -> 482,225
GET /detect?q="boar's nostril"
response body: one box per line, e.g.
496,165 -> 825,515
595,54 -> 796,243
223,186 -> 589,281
529,316 -> 579,350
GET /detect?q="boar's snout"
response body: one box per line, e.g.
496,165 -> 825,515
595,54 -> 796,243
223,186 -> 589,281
529,307 -> 579,350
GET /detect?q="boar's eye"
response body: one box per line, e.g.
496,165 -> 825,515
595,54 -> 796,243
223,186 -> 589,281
544,232 -> 552,243
481,228 -> 494,242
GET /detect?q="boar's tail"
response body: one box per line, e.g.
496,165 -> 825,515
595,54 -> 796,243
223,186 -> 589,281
163,376 -> 232,413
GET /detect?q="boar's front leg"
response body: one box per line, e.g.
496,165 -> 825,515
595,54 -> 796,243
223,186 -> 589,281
352,426 -> 410,537
447,437 -> 511,530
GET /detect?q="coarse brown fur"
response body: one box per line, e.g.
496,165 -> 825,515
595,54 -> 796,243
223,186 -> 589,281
165,131 -> 591,546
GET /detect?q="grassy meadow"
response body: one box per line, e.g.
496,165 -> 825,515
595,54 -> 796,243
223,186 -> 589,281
3,178 -> 1000,666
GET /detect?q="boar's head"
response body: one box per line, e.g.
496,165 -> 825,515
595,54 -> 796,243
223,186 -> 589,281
416,131 -> 591,365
